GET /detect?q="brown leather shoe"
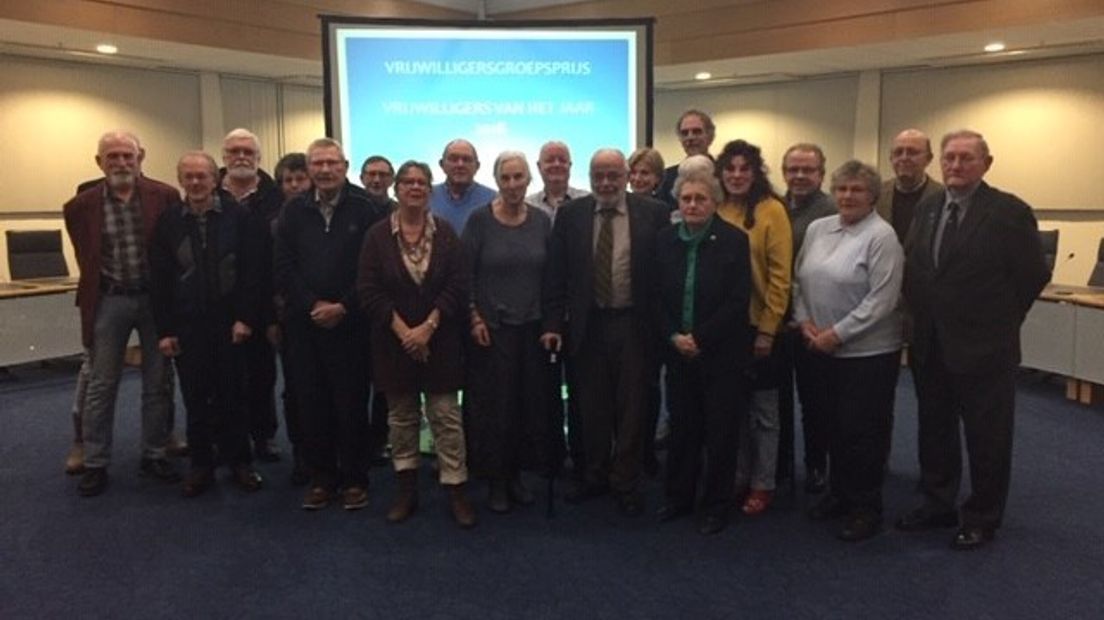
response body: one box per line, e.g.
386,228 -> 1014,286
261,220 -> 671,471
64,442 -> 85,475
232,465 -> 263,492
182,468 -> 215,498
164,435 -> 190,458
302,485 -> 332,510
343,485 -> 369,511
386,470 -> 418,523
447,483 -> 477,529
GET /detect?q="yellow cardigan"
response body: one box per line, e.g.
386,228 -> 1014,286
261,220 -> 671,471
717,196 -> 793,336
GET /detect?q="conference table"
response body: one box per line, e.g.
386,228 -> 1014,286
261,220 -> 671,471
1021,283 -> 1104,404
0,278 -> 82,367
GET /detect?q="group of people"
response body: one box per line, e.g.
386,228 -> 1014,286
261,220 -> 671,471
60,108 -> 1050,548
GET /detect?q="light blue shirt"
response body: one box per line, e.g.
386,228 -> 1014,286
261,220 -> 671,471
793,210 -> 904,358
429,181 -> 496,235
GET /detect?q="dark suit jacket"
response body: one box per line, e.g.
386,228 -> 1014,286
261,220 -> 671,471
63,176 -> 180,347
656,164 -> 679,210
875,175 -> 943,224
903,181 -> 1050,373
653,217 -> 753,373
542,192 -> 669,357
357,215 -> 469,394
149,196 -> 264,339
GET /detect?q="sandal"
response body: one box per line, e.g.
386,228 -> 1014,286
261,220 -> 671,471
741,489 -> 773,516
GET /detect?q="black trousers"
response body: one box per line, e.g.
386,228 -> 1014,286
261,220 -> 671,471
465,321 -> 554,479
912,339 -> 1016,530
777,327 -> 829,478
286,318 -> 370,487
574,311 -> 655,494
241,332 -> 278,444
275,327 -> 302,448
174,320 -> 250,470
664,356 -> 746,516
805,350 -> 899,515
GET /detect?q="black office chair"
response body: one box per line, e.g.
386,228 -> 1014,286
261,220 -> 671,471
5,230 -> 69,280
1089,238 -> 1104,287
1039,229 -> 1059,275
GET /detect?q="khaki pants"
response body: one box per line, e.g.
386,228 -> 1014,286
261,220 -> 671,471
388,392 -> 468,485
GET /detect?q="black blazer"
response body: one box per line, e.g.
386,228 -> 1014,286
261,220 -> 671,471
903,181 -> 1050,373
542,192 -> 670,356
653,217 -> 753,372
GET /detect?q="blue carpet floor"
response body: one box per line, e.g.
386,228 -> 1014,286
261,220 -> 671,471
1,364 -> 1103,619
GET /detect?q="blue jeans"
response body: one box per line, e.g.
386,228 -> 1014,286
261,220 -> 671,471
81,293 -> 171,469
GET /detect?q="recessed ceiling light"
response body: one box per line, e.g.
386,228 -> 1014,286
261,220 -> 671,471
694,71 -> 712,81
984,42 -> 1006,53
96,43 -> 118,55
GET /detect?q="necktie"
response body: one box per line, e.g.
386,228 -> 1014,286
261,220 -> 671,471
593,208 -> 616,307
937,202 -> 959,267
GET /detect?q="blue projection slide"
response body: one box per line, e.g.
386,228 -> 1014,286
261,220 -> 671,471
337,32 -> 635,188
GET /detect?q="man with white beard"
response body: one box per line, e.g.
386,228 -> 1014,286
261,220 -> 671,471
64,131 -> 182,497
220,129 -> 285,463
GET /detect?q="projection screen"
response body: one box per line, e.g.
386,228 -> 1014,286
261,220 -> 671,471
322,17 -> 654,189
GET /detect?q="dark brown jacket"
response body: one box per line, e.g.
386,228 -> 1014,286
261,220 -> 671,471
357,215 -> 469,393
63,176 -> 179,347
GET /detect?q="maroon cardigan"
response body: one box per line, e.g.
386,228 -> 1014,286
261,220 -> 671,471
63,176 -> 180,347
357,215 -> 469,394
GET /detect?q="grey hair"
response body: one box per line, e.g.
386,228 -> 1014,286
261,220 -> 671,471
940,129 -> 990,159
675,109 -> 715,136
177,150 -> 219,177
589,148 -> 627,171
441,138 -> 478,162
674,171 -> 724,205
395,160 -> 433,187
830,160 -> 882,204
223,128 -> 261,153
307,137 -> 345,160
493,150 -> 531,181
678,154 -> 714,178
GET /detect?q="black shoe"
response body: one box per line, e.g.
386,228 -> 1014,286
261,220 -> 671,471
140,458 -> 181,483
837,513 -> 882,542
657,503 -> 692,523
697,514 -> 728,536
616,491 -> 645,517
182,468 -> 215,498
807,494 -> 848,521
231,465 -> 263,492
508,475 -> 535,506
77,467 -> 109,497
950,526 -> 995,550
804,468 -> 827,494
895,506 -> 958,532
564,482 -> 609,504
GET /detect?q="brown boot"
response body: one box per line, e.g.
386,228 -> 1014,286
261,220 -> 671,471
386,470 -> 418,523
447,483 -> 477,529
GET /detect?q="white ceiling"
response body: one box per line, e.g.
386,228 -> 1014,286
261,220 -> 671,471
0,12 -> 1101,90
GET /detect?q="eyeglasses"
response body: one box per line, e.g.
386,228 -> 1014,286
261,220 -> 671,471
225,147 -> 257,157
398,178 -> 429,188
941,153 -> 979,165
783,166 -> 821,176
590,171 -> 626,182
